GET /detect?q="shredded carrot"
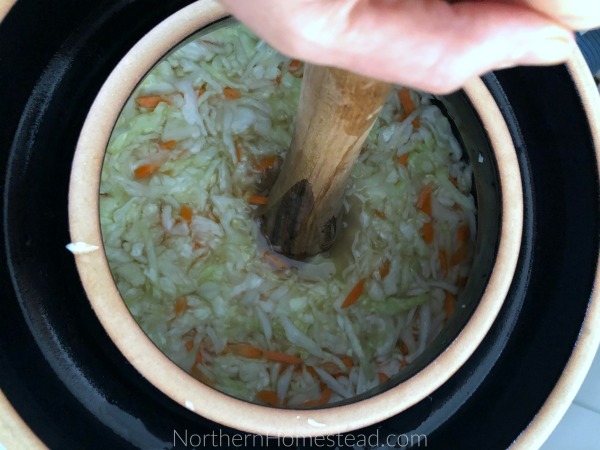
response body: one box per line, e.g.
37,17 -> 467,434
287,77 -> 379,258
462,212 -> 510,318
374,209 -> 386,220
197,85 -> 207,97
379,372 -> 390,383
396,153 -> 410,166
161,169 -> 173,176
341,278 -> 366,309
306,366 -> 319,380
159,140 -> 177,150
227,343 -> 262,359
416,183 -> 433,216
421,221 -> 434,244
263,251 -> 288,270
378,260 -> 391,279
288,59 -> 302,73
223,87 -> 241,99
235,142 -> 243,163
136,95 -> 168,109
134,163 -> 161,179
412,117 -> 421,129
450,244 -> 468,266
398,88 -> 416,117
190,365 -> 212,386
175,297 -> 188,315
256,390 -> 279,406
264,351 -> 302,365
254,155 -> 279,172
399,340 -> 409,356
193,241 -> 204,250
274,75 -> 282,86
341,356 -> 354,370
248,194 -> 269,205
180,204 -> 193,223
444,291 -> 456,318
299,387 -> 332,408
194,348 -> 204,365
449,176 -> 459,188
185,341 -> 194,351
456,224 -> 470,244
439,249 -> 448,276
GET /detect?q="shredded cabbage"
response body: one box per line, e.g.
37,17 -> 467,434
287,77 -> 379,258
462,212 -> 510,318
100,24 -> 477,407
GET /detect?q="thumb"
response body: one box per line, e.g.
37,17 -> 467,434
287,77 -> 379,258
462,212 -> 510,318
221,0 -> 576,94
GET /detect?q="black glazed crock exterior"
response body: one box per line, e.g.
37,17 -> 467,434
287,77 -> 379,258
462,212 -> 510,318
1,1 -> 599,449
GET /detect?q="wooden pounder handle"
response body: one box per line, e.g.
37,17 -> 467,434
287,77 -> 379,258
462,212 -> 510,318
262,65 -> 392,259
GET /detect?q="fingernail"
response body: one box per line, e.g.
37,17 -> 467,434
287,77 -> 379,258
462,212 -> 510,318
513,34 -> 575,66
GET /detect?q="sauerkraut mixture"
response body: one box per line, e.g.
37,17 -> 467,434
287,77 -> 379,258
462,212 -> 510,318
100,24 -> 476,407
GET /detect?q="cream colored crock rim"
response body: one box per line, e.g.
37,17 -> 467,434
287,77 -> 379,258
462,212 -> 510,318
0,0 -> 16,23
510,51 -> 600,450
67,0 -> 524,437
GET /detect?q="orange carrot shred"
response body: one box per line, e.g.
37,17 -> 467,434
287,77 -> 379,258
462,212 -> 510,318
197,85 -> 207,97
288,59 -> 302,73
398,88 -> 416,117
185,341 -> 194,351
341,278 -> 366,309
263,251 -> 288,271
302,366 -> 316,379
228,343 -> 263,359
444,291 -> 456,318
194,348 -> 204,365
449,176 -> 459,188
159,140 -> 177,150
190,365 -> 213,386
223,87 -> 241,100
274,75 -> 282,86
374,209 -> 386,220
180,204 -> 193,223
235,142 -> 243,163
450,244 -> 468,266
399,340 -> 409,356
175,298 -> 188,315
457,224 -> 470,244
248,194 -> 269,205
136,95 -> 168,109
379,260 -> 391,279
264,351 -> 302,365
257,390 -> 279,406
396,153 -> 410,166
134,163 -> 161,179
416,184 -> 433,216
254,155 -> 280,172
341,356 -> 353,370
379,372 -> 390,383
421,222 -> 434,244
299,387 -> 332,408
412,117 -> 421,129
439,248 -> 448,275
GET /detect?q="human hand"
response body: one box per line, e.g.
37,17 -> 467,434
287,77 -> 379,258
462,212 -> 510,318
218,0 -> 599,94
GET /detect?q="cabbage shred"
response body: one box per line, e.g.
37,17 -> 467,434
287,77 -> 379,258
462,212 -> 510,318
100,24 -> 476,407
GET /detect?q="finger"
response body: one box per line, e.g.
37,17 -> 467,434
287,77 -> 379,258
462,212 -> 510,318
219,0 -> 575,94
499,0 -> 600,30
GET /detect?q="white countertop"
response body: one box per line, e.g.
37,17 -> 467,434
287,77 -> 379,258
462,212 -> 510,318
542,345 -> 600,449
